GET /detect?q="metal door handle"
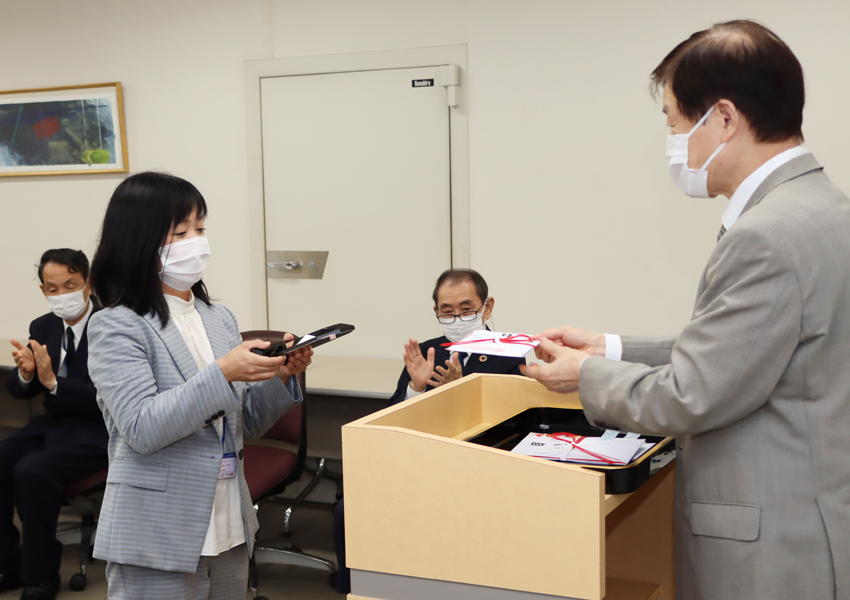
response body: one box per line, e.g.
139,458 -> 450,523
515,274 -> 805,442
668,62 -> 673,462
266,251 -> 328,280
268,261 -> 302,270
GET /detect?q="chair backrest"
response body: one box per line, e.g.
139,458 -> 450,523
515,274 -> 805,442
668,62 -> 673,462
240,329 -> 309,474
263,402 -> 303,446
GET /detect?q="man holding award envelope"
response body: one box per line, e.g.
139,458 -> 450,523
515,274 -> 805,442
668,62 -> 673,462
521,20 -> 849,600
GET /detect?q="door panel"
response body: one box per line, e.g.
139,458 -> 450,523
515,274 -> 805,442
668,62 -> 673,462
261,67 -> 451,358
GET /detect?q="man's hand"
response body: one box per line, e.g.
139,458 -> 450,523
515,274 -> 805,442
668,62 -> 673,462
535,325 -> 606,359
29,340 -> 56,390
10,339 -> 35,382
429,352 -> 463,388
403,338 -> 435,393
520,337 -> 588,394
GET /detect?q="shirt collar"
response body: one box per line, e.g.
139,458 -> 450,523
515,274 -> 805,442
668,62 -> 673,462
67,300 -> 93,340
721,146 -> 809,231
164,292 -> 196,315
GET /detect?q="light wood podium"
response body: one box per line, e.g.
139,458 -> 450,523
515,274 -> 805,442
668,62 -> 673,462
342,374 -> 674,600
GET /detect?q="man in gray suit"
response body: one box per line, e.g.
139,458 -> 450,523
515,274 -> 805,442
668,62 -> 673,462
523,20 -> 848,600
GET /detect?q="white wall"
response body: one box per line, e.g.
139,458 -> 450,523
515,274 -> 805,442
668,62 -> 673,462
2,0 -> 850,354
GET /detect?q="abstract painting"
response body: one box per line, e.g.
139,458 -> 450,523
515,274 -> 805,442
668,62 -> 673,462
0,83 -> 128,177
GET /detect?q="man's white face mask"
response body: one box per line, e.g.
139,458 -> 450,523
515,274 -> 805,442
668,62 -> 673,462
47,288 -> 89,321
439,303 -> 488,343
158,236 -> 211,292
667,105 -> 727,198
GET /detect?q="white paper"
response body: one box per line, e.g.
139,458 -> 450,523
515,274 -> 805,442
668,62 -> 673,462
443,330 -> 538,358
600,429 -> 619,441
298,334 -> 316,344
510,432 -> 646,466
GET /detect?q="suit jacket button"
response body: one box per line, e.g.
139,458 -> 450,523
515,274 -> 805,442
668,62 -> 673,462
217,410 -> 226,417
238,449 -> 244,460
204,418 -> 212,425
211,414 -> 220,421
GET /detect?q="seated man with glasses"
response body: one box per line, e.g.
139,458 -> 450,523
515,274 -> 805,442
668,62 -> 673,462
388,268 -> 526,406
335,268 -> 526,595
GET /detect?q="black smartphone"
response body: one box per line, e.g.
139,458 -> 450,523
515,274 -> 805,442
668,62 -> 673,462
251,323 -> 355,357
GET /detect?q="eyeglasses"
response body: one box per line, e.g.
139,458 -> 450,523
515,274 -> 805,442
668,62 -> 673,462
436,303 -> 486,324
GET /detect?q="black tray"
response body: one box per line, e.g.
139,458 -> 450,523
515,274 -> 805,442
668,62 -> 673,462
466,407 -> 675,494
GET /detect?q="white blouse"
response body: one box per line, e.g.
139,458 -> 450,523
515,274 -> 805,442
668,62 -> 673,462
164,293 -> 245,555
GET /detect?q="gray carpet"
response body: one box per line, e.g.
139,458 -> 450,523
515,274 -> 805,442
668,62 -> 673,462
0,500 -> 341,600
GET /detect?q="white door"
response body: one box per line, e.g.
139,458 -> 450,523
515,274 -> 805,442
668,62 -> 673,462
260,67 -> 452,359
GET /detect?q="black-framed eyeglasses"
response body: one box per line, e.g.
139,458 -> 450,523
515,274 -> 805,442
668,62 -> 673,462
436,303 -> 486,325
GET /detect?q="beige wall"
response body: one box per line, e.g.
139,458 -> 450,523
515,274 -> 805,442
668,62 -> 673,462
2,0 -> 849,354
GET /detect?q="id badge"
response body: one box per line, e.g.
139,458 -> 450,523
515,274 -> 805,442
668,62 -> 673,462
219,452 -> 237,479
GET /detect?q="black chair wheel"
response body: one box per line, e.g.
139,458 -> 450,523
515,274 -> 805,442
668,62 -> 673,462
257,596 -> 269,600
329,571 -> 338,588
69,573 -> 87,591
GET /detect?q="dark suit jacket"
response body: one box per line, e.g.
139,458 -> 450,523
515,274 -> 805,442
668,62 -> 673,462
388,335 -> 526,406
5,310 -> 108,449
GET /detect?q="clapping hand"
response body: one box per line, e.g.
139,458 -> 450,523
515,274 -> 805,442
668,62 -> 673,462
429,352 -> 463,388
10,339 -> 35,382
403,338 -> 435,393
29,340 -> 56,390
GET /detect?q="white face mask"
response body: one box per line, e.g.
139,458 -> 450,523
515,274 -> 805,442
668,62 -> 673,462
439,304 -> 488,343
47,288 -> 89,322
667,106 -> 726,198
158,236 -> 211,292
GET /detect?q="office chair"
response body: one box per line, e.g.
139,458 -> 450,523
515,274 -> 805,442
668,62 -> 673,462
56,468 -> 108,592
240,331 -> 336,600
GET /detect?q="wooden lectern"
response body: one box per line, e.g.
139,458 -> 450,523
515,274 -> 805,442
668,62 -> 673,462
342,374 -> 674,600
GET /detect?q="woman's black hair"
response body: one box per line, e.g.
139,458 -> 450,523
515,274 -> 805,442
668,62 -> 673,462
90,171 -> 211,327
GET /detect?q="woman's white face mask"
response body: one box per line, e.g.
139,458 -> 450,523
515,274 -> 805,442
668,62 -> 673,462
158,236 -> 211,292
667,106 -> 726,198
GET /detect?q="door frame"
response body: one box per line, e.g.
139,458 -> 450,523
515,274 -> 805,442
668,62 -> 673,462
244,44 -> 469,328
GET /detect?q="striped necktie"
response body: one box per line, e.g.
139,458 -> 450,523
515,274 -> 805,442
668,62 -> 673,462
717,224 -> 726,243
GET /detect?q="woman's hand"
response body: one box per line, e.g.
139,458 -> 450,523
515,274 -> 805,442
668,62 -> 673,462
278,334 -> 313,380
217,340 -> 287,383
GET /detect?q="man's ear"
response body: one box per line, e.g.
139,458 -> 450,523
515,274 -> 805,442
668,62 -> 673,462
39,284 -> 45,296
715,99 -> 739,142
484,297 -> 495,320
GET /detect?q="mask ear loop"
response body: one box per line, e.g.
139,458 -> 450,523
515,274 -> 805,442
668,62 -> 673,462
700,141 -> 727,170
158,243 -> 171,275
483,298 -> 494,331
687,105 -> 715,137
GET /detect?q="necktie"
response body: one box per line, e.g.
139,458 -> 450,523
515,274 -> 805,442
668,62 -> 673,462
65,327 -> 76,368
717,224 -> 726,243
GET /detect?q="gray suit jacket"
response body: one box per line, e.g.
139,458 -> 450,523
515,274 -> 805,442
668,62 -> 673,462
579,154 -> 849,600
87,301 -> 301,573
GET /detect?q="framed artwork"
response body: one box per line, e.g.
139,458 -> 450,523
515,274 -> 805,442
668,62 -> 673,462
0,82 -> 128,177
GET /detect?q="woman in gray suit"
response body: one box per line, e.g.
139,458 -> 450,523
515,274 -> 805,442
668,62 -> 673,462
87,172 -> 312,599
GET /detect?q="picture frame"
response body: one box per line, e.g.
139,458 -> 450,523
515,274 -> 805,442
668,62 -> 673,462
0,82 -> 128,177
